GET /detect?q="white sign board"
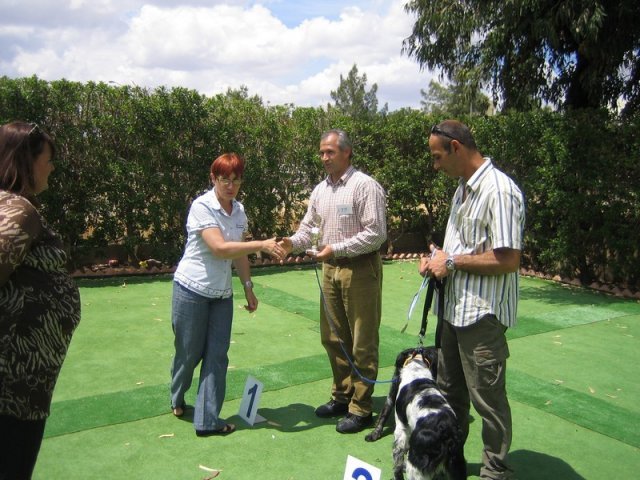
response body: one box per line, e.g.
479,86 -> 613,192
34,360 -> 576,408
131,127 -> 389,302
343,455 -> 382,480
238,375 -> 265,426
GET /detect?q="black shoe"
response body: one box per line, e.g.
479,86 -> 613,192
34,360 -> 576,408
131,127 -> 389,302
315,399 -> 349,418
336,413 -> 373,433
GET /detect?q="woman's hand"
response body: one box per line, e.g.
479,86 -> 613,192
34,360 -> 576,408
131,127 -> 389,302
244,287 -> 258,312
260,237 -> 286,260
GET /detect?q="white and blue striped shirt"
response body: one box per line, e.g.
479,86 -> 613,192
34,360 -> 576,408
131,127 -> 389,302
439,158 -> 525,328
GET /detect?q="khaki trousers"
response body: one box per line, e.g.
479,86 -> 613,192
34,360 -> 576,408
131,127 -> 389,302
438,314 -> 513,479
319,253 -> 382,416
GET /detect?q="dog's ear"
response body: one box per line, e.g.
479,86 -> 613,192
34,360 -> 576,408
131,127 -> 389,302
424,346 -> 438,378
437,414 -> 465,460
408,428 -> 447,473
396,348 -> 413,370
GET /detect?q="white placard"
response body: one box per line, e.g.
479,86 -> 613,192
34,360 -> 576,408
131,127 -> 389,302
343,455 -> 382,480
238,375 -> 266,426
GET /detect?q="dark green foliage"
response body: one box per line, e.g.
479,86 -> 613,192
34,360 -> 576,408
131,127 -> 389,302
474,109 -> 640,286
329,64 -> 385,118
421,75 -> 491,117
1,76 -> 638,287
403,0 -> 640,116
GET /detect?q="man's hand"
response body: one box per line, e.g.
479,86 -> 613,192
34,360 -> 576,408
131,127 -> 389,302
278,237 -> 293,254
419,243 -> 449,280
277,237 -> 293,259
420,244 -> 522,278
313,244 -> 334,262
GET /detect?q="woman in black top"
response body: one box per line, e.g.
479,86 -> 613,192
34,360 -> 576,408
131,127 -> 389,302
0,121 -> 81,479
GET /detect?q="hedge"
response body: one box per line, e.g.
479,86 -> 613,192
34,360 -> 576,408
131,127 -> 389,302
1,76 -> 638,288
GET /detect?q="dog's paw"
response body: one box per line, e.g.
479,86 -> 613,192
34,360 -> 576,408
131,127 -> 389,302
364,431 -> 381,442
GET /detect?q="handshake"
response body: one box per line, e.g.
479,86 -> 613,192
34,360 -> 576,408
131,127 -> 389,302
258,236 -> 333,263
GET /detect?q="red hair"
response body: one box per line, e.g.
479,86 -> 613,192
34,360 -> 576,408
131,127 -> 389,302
210,153 -> 245,179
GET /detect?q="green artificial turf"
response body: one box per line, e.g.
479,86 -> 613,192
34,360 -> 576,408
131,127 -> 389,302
34,262 -> 640,479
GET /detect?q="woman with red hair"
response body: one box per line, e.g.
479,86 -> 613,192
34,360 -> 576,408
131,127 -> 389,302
170,153 -> 284,436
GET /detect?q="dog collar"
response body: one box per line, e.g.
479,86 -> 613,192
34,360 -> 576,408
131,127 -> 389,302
404,351 -> 431,369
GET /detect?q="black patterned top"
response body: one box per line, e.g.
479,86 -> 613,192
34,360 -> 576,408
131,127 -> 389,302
0,191 -> 81,420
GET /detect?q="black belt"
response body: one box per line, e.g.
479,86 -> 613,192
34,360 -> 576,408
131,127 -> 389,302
324,250 -> 378,267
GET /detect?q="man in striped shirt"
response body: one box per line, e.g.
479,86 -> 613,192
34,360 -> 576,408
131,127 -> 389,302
419,120 -> 525,479
281,129 -> 387,434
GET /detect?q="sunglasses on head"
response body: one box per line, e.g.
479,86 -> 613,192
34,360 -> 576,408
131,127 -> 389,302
430,125 -> 464,144
27,123 -> 40,135
16,122 -> 42,149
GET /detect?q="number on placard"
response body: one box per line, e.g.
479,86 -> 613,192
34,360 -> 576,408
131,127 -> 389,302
351,467 -> 373,480
343,455 -> 380,480
246,382 -> 258,418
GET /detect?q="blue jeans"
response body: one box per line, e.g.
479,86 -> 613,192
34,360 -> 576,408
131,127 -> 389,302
170,281 -> 233,431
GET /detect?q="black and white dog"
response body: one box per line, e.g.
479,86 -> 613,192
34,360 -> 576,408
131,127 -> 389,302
365,347 -> 466,480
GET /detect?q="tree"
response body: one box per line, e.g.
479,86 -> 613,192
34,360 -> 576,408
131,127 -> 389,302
421,74 -> 491,116
420,81 -> 449,115
330,64 -> 386,118
403,0 -> 640,115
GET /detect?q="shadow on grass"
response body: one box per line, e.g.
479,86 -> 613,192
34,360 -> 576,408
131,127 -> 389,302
468,449 -> 585,479
513,449 -> 586,479
238,402 -> 329,433
163,402 -> 328,433
245,392 -> 420,435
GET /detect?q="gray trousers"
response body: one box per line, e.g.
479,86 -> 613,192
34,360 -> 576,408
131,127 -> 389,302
437,314 -> 513,480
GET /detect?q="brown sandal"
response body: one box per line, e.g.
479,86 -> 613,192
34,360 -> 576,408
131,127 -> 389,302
172,405 -> 185,417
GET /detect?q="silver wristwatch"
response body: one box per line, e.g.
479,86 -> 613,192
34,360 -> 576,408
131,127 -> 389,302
244,280 -> 254,289
445,255 -> 456,272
